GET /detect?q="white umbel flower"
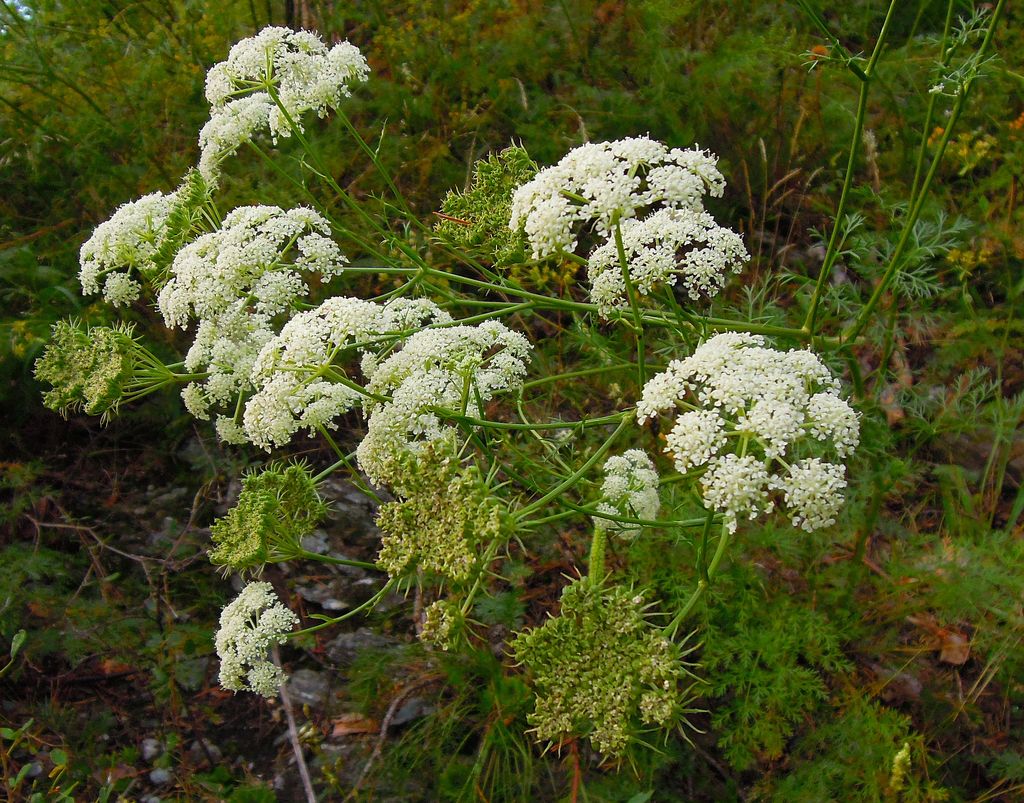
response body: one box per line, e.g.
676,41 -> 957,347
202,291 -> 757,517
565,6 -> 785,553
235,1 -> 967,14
772,458 -> 848,532
215,581 -> 299,698
586,207 -> 748,317
510,137 -> 725,260
664,409 -> 727,473
158,205 -> 345,329
157,205 -> 348,438
638,333 -> 859,532
701,454 -> 773,532
595,450 -> 661,535
243,297 -> 450,450
357,321 -> 532,484
79,191 -> 175,306
200,27 -> 369,182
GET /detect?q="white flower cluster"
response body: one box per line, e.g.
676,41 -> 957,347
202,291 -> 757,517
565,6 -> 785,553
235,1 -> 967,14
79,191 -> 176,306
595,450 -> 661,536
356,321 -> 532,484
200,27 -> 369,182
159,205 -> 344,326
214,581 -> 299,698
638,333 -> 859,533
510,137 -> 725,258
586,208 -> 748,317
509,137 -> 746,318
244,297 -> 450,449
158,205 -> 346,437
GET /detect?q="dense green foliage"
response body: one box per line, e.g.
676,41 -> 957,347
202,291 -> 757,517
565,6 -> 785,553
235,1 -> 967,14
2,1 -> 1023,801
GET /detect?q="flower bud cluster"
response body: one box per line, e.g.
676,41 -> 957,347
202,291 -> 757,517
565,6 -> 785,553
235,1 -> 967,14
512,580 -> 690,757
215,581 -> 299,698
200,27 -> 369,182
595,449 -> 661,536
419,598 -> 463,651
209,462 -> 327,575
375,438 -> 508,583
34,321 -> 136,418
638,333 -> 859,532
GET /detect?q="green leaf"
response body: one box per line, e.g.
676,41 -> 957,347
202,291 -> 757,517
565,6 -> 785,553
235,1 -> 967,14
10,629 -> 26,658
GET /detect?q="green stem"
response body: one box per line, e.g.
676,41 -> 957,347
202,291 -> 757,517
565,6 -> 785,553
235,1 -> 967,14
291,578 -> 397,637
613,216 -> 646,386
843,0 -> 1005,343
515,415 -> 633,520
296,549 -> 379,571
663,516 -> 731,637
909,0 -> 956,204
588,525 -> 607,585
802,0 -> 899,336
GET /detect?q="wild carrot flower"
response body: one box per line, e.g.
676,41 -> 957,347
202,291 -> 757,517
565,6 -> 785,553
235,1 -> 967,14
243,297 -> 449,450
356,321 -> 531,484
509,136 -> 725,259
215,581 -> 299,698
595,450 -> 661,535
586,207 -> 748,317
638,333 -> 859,532
200,27 -> 369,182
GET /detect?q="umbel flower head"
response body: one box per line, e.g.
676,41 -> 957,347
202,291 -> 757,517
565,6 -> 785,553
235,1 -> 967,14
595,449 -> 661,536
243,296 -> 450,450
34,320 -> 170,421
200,26 -> 369,182
78,170 -> 213,308
209,462 -> 327,575
158,205 -> 348,439
509,136 -> 725,260
586,207 -> 748,318
356,320 -> 532,484
215,581 -> 299,698
637,333 -> 860,532
512,580 -> 697,758
508,137 -> 746,317
375,437 -> 509,583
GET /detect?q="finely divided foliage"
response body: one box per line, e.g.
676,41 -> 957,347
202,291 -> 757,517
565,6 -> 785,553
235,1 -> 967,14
55,10 -> 1018,783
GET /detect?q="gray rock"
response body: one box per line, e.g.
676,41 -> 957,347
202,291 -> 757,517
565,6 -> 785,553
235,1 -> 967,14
150,487 -> 188,510
296,582 -> 353,612
286,668 -> 330,708
326,628 -> 403,668
148,768 -> 173,786
390,696 -> 434,727
188,738 -> 223,767
140,737 -> 163,762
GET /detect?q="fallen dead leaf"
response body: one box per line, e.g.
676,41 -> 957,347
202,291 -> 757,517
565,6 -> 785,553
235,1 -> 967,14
331,713 -> 379,737
939,630 -> 971,665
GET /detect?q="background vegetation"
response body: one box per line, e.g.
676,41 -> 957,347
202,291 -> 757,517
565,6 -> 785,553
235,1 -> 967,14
1,0 -> 1022,800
